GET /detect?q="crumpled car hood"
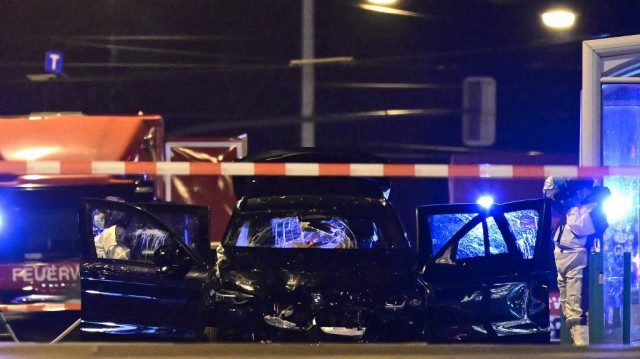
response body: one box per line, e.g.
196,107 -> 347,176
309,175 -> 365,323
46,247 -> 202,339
216,247 -> 417,296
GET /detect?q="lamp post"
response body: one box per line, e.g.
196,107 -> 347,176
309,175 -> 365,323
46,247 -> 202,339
300,0 -> 315,147
297,1 -> 363,147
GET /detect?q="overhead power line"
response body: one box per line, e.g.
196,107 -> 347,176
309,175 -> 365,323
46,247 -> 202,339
56,39 -> 284,63
2,62 -> 283,69
318,82 -> 459,89
356,35 -> 586,65
4,64 -> 291,84
167,108 -> 460,135
51,35 -> 257,41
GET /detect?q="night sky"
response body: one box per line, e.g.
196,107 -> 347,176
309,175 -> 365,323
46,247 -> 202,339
1,0 -> 640,157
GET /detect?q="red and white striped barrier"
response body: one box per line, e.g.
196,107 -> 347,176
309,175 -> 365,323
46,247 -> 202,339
0,161 -> 639,178
0,300 -> 80,313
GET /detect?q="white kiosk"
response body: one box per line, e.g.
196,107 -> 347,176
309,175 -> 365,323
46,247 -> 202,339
582,34 -> 640,343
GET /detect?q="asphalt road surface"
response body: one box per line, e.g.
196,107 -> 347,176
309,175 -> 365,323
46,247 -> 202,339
1,342 -> 640,359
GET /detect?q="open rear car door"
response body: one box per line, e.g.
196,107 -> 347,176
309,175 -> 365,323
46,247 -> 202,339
78,198 -> 212,341
417,198 -> 554,342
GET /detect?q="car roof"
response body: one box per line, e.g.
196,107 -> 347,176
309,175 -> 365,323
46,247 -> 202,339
233,149 -> 391,199
239,195 -> 385,211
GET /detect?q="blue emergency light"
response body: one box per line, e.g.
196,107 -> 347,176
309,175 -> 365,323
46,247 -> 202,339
476,195 -> 494,209
603,192 -> 632,222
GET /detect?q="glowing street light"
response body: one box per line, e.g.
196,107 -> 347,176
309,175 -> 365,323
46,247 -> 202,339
541,9 -> 576,29
367,0 -> 397,4
358,0 -> 433,19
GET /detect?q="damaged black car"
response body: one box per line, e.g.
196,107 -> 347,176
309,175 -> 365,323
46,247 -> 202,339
213,150 -> 426,341
214,195 -> 426,341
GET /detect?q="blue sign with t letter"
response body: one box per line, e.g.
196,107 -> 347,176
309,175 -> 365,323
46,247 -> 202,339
45,51 -> 64,74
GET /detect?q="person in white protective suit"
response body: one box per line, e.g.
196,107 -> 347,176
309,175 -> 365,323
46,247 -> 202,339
95,225 -> 130,260
93,197 -> 130,260
543,176 -> 610,346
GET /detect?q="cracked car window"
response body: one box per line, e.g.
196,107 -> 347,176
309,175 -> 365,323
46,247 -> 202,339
457,221 -> 485,259
428,213 -> 475,257
92,206 -> 173,263
428,212 -> 508,261
487,216 -> 508,255
457,216 -> 507,260
152,212 -> 200,254
504,209 -> 538,259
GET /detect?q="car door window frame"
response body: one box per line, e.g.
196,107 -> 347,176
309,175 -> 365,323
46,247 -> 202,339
79,198 -> 204,267
446,211 -> 522,265
132,202 -> 211,263
417,199 -> 552,271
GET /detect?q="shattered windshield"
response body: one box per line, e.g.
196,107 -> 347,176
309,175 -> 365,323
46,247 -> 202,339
226,208 -> 407,250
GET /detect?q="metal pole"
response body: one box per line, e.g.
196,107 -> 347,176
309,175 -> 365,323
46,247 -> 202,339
0,310 -> 19,342
623,252 -> 631,344
589,251 -> 604,344
560,315 -> 571,345
50,318 -> 82,344
301,0 -> 315,147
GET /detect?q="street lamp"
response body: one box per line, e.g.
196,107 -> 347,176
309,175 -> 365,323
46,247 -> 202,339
541,8 -> 576,29
367,0 -> 397,4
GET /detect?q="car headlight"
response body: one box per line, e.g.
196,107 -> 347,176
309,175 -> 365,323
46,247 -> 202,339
214,289 -> 254,305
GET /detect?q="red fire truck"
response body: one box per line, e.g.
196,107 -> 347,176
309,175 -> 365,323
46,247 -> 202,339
0,113 -> 244,341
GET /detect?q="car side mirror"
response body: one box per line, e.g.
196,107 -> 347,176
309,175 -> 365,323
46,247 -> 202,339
153,244 -> 190,275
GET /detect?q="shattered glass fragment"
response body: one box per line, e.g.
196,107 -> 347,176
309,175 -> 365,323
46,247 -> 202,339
428,213 -> 476,256
271,217 -> 303,247
457,222 -> 485,259
504,210 -> 538,259
487,216 -> 507,255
